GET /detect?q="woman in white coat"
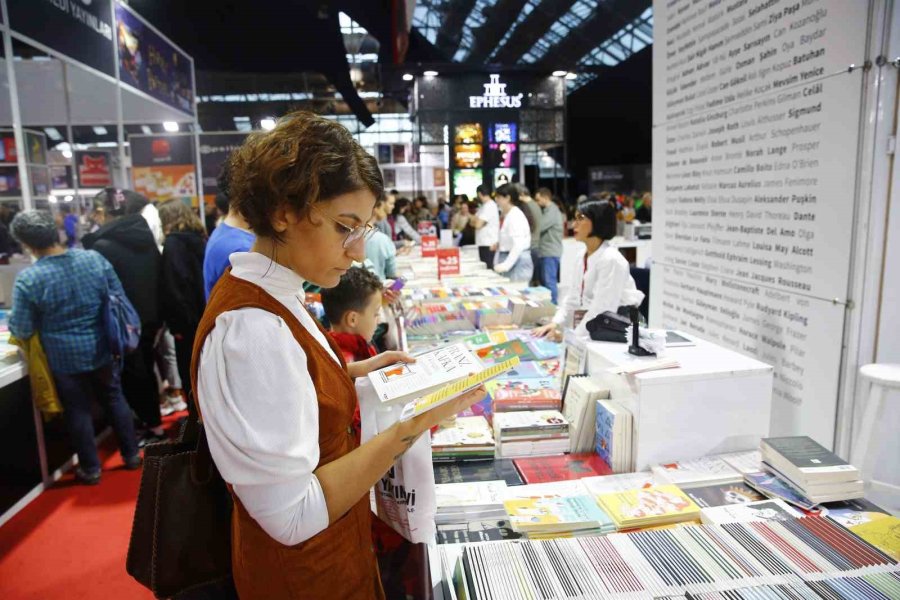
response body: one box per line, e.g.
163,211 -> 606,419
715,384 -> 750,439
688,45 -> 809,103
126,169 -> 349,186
533,201 -> 644,340
492,183 -> 534,282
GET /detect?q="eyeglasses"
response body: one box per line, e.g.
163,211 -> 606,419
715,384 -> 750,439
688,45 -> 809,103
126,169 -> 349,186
574,213 -> 588,221
311,205 -> 374,248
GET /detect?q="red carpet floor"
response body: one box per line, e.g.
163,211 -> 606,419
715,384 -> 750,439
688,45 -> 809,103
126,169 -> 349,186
0,416 -> 184,600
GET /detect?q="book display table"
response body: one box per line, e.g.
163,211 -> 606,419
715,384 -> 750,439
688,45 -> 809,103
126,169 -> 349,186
584,334 -> 774,472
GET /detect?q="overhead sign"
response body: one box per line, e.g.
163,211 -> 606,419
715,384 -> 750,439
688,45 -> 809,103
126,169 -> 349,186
469,75 -> 523,109
115,2 -> 195,114
7,0 -> 115,76
75,150 -> 113,188
130,134 -> 197,205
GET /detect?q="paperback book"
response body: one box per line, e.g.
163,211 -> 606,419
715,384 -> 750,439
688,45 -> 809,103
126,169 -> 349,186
435,480 -> 508,525
761,436 -> 860,485
436,519 -> 522,544
595,485 -> 702,529
433,458 -> 524,487
581,472 -> 655,497
651,456 -> 742,487
475,339 -> 537,365
504,494 -> 616,537
491,378 -> 562,411
700,499 -> 802,525
594,399 -> 632,472
430,415 -> 495,460
512,453 -> 613,484
561,375 -> 608,454
368,343 -> 484,403
744,471 -> 819,511
680,481 -> 766,508
761,460 -> 864,504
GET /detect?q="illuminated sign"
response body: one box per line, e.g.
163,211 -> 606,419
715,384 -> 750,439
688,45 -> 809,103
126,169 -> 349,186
469,74 -> 523,109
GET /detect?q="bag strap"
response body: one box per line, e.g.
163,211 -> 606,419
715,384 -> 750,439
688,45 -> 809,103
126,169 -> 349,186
180,392 -> 217,485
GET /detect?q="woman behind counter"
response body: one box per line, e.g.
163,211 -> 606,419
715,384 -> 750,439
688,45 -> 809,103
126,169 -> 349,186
193,111 -> 484,600
533,201 -> 644,340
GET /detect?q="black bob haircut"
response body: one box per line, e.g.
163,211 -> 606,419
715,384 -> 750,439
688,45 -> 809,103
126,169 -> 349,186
320,267 -> 383,325
578,201 -> 618,241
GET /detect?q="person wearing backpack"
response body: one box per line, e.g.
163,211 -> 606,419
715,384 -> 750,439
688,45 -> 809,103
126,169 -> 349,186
8,210 -> 141,485
83,189 -> 165,446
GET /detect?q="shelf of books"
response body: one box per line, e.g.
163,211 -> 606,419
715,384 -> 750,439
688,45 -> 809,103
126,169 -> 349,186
373,246 -> 899,600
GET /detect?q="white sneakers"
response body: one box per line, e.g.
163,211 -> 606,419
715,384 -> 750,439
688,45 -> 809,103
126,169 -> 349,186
159,393 -> 188,416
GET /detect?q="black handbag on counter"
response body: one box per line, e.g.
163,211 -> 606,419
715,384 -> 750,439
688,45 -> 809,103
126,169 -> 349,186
126,402 -> 234,598
585,310 -> 630,343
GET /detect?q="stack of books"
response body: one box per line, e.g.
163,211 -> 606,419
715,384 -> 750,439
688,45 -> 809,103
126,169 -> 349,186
594,399 -> 633,472
503,491 -> 616,539
760,436 -> 864,504
651,456 -> 742,487
490,377 -> 562,412
561,375 -> 608,453
595,484 -> 702,530
699,499 -> 801,525
492,410 -> 570,458
434,480 -> 508,525
431,416 -> 495,461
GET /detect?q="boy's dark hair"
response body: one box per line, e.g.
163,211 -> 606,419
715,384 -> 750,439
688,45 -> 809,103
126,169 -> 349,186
475,184 -> 490,197
535,187 -> 553,199
321,267 -> 383,325
579,201 -> 617,241
214,192 -> 230,215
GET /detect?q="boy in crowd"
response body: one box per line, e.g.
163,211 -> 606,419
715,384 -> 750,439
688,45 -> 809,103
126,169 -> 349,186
321,265 -> 384,369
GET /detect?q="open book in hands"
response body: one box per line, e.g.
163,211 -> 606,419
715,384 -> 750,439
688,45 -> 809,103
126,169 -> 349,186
366,342 -> 519,421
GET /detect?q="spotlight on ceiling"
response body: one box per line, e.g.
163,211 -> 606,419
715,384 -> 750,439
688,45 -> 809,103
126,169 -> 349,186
565,72 -> 578,80
552,70 -> 567,77
260,118 -> 276,131
141,125 -> 152,134
402,73 -> 414,81
163,121 -> 179,132
423,70 -> 438,78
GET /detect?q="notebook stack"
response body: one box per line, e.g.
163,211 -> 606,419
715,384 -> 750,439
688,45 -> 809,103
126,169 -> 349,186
760,436 -> 864,504
595,484 -> 702,530
434,480 -> 508,525
492,410 -> 570,458
430,416 -> 495,461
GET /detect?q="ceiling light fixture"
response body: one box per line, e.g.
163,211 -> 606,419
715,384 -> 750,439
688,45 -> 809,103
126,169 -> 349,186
163,121 -> 179,132
260,118 -> 276,131
45,127 -> 63,141
141,125 -> 152,134
92,126 -> 108,135
565,72 -> 578,80
402,73 -> 414,81
552,70 -> 567,77
423,70 -> 438,78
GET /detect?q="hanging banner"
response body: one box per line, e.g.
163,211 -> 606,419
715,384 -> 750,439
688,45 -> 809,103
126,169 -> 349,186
7,0 -> 115,77
199,133 -> 248,205
130,135 -> 197,206
437,248 -> 460,279
75,151 -> 113,188
115,3 -> 194,114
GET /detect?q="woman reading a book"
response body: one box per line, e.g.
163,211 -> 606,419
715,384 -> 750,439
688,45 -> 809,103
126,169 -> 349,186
192,111 -> 486,600
532,201 -> 643,340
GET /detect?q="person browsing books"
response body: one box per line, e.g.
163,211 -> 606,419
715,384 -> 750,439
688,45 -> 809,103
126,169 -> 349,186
470,185 -> 499,268
194,111 -> 486,600
533,201 -> 644,340
492,183 -> 534,282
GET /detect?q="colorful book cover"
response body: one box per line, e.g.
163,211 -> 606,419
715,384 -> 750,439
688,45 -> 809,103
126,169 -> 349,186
476,340 -> 537,365
433,459 -> 524,486
594,401 -> 615,469
492,378 -> 562,408
744,472 -> 818,510
462,332 -> 493,349
597,485 -> 701,527
504,495 -> 614,531
528,339 -> 562,360
681,481 -> 766,508
537,359 -> 560,378
845,515 -> 900,561
700,499 -> 802,525
513,453 -> 613,484
502,362 -> 550,379
436,519 -> 522,544
822,498 -> 890,528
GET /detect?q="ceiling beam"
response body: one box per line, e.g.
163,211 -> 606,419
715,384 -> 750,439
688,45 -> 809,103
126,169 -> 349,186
435,0 -> 478,58
467,0 -> 530,64
491,0 -> 578,65
534,0 -> 648,68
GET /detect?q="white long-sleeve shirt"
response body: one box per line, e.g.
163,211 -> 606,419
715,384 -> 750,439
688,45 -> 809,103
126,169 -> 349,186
197,252 -> 335,546
552,241 -> 644,336
474,199 -> 500,247
495,206 -> 531,271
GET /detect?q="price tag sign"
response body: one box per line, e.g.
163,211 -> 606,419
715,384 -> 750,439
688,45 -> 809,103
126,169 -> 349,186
437,248 -> 460,279
421,236 -> 439,257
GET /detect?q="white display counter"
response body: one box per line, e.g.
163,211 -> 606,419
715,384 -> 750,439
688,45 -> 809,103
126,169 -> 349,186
584,332 -> 773,471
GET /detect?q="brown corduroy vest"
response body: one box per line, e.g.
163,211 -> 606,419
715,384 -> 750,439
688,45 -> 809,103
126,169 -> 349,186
191,271 -> 384,600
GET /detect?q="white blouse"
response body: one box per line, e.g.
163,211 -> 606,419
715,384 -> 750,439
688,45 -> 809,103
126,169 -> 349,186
197,252 -> 338,546
495,206 -> 532,271
552,241 -> 645,336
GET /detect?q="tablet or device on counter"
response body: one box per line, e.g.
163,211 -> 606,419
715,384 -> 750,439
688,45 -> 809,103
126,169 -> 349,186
665,331 -> 695,347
